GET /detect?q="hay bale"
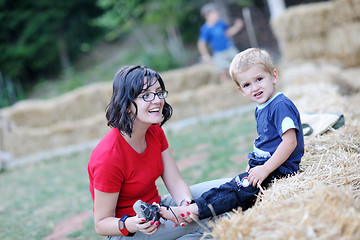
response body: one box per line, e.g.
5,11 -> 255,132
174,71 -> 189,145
271,2 -> 333,41
4,114 -> 108,157
0,82 -> 111,128
161,63 -> 219,93
326,22 -> 360,68
279,62 -> 342,86
210,122 -> 360,239
168,82 -> 248,121
332,0 -> 360,24
271,0 -> 360,68
210,184 -> 360,240
279,36 -> 328,62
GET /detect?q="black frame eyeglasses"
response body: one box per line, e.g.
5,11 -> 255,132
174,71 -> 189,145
138,90 -> 168,102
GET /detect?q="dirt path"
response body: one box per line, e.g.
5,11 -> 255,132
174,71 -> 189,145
44,210 -> 93,240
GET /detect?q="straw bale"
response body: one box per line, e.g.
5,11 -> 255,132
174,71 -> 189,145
168,82 -> 247,121
332,0 -> 360,24
279,62 -> 342,86
271,2 -> 333,41
326,22 -> 360,68
334,68 -> 360,96
279,35 -> 328,61
284,82 -> 346,114
4,114 -> 108,157
161,63 -> 219,93
210,184 -> 360,240
0,82 -> 111,128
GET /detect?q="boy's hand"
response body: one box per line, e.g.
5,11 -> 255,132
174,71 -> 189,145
248,165 -> 270,187
234,18 -> 244,30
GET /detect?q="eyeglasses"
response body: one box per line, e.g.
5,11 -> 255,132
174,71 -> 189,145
138,90 -> 168,102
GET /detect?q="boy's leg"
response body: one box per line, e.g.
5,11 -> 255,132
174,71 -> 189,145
193,172 -> 259,219
153,178 -> 231,240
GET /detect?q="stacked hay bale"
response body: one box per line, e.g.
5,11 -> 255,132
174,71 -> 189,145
210,0 -> 360,239
0,63 -> 247,165
272,0 -> 360,68
0,82 -> 112,159
162,63 -> 247,121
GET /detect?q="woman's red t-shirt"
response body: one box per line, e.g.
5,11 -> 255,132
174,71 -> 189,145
88,124 -> 168,217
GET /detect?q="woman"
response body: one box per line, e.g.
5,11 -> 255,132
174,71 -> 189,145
88,65 -> 227,239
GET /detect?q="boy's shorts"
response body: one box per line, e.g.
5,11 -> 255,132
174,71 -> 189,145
212,46 -> 239,72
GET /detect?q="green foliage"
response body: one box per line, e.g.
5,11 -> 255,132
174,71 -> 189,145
0,0 -> 103,91
0,72 -> 24,108
95,0 -> 147,41
122,47 -> 180,72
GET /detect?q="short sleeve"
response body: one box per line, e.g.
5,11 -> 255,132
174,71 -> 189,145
273,103 -> 300,137
150,124 -> 169,152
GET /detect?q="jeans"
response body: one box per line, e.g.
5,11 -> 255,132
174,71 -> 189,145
193,161 -> 286,220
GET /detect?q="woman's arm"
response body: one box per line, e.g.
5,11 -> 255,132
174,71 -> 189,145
93,190 -> 147,236
161,148 -> 192,206
93,190 -> 122,236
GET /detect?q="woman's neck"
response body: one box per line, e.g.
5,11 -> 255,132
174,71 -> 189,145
122,124 -> 149,154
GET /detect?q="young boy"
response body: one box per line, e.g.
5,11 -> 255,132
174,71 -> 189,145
161,48 -> 304,226
198,3 -> 244,82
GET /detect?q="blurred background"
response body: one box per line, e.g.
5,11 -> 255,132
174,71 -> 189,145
0,0 -> 328,107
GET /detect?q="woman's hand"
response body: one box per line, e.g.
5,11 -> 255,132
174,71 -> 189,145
133,216 -> 159,235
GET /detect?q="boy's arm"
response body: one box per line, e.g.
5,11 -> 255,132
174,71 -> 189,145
197,40 -> 212,62
225,18 -> 244,37
248,128 -> 297,187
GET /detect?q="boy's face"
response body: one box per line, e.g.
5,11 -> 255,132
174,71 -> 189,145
206,10 -> 219,25
235,64 -> 278,105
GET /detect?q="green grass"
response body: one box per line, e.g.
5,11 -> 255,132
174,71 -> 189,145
0,110 -> 256,239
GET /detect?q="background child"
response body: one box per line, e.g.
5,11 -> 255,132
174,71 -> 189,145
198,2 -> 244,82
161,48 -> 304,226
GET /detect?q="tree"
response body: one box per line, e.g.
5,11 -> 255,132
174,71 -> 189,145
0,0 -> 103,88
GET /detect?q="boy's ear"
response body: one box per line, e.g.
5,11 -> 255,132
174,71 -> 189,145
272,69 -> 279,84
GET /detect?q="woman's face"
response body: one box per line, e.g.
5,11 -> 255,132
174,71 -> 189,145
130,78 -> 165,127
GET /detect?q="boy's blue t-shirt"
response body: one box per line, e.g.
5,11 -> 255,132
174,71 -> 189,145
199,19 -> 233,53
249,92 -> 304,175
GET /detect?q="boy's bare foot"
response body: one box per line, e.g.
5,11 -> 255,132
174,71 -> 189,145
159,204 -> 199,228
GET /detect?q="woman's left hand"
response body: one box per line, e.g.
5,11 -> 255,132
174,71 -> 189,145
136,217 -> 160,235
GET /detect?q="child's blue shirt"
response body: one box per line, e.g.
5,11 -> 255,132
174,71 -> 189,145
199,19 -> 233,53
249,92 -> 304,175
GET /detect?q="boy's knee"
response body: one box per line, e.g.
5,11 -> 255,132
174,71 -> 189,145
233,172 -> 259,210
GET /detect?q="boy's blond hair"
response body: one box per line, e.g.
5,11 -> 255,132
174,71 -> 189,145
229,48 -> 275,87
200,3 -> 217,18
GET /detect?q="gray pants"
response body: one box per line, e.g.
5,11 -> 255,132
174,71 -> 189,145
108,178 -> 231,240
212,46 -> 239,72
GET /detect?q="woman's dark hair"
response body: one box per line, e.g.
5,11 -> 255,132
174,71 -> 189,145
106,65 -> 173,136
